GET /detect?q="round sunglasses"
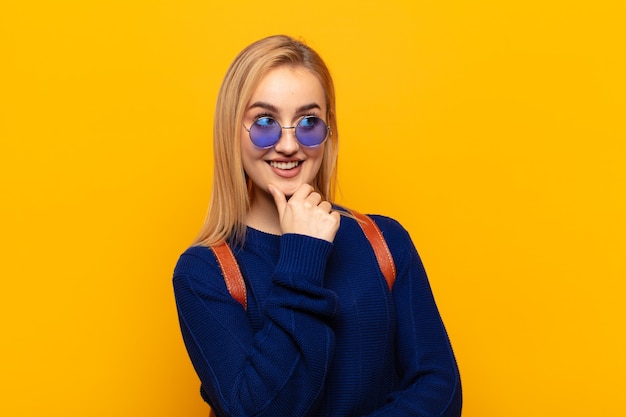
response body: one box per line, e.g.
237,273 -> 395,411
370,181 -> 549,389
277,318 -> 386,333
243,115 -> 330,149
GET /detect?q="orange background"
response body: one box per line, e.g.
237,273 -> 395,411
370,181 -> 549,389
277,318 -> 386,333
1,1 -> 624,416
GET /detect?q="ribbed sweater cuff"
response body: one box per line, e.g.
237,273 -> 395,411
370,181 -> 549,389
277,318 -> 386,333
275,234 -> 333,283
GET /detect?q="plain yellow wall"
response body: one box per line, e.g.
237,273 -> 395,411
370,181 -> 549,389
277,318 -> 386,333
1,1 -> 624,416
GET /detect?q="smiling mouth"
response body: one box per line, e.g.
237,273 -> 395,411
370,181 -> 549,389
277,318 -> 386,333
268,161 -> 301,170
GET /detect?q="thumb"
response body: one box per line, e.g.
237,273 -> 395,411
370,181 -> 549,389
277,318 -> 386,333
268,184 -> 287,215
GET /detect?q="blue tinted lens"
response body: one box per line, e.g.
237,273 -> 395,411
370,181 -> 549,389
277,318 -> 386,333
249,117 -> 281,148
295,116 -> 328,147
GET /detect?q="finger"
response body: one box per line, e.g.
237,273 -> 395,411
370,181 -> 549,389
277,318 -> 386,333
290,183 -> 315,202
268,184 -> 287,214
306,192 -> 322,207
318,200 -> 332,212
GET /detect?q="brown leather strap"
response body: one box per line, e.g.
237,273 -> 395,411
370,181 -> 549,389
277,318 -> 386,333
211,243 -> 247,309
347,209 -> 397,290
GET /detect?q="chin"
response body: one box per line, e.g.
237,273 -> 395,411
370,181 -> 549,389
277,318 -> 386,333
273,182 -> 306,199
278,186 -> 297,199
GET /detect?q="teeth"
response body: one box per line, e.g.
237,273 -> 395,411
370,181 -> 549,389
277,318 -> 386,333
270,161 -> 300,170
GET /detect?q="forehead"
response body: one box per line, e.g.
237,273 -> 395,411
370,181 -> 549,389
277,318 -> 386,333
246,66 -> 326,113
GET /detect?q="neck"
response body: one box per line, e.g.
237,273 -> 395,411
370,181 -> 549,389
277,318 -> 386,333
246,188 -> 282,235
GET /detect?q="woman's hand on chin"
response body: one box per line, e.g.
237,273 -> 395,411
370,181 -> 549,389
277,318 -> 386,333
268,183 -> 340,243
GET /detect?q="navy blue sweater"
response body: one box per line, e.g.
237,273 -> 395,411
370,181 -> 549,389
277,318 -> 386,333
173,214 -> 462,416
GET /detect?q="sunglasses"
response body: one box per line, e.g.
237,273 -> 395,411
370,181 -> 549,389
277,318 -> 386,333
243,115 -> 330,149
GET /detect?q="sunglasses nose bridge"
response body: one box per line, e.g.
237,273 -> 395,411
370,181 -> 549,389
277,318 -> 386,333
276,124 -> 299,147
279,125 -> 298,140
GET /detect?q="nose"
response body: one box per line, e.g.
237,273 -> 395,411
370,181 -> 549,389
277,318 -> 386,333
273,126 -> 300,155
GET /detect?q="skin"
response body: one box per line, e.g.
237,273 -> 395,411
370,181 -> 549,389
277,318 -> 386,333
241,65 -> 340,242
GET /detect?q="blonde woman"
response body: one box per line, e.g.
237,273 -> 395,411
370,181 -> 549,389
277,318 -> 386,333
173,35 -> 462,417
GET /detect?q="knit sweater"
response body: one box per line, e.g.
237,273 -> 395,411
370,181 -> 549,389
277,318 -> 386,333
173,214 -> 462,417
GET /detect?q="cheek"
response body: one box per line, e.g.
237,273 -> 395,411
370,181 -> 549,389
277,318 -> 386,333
306,146 -> 326,172
239,132 -> 254,160
240,138 -> 267,172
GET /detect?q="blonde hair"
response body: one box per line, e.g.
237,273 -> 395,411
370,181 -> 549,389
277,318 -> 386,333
194,35 -> 339,247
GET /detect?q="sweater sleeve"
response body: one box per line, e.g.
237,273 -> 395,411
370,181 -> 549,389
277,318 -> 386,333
366,217 -> 462,417
173,234 -> 338,417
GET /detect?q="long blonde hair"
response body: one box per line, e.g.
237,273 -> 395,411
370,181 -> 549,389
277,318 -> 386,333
194,35 -> 339,247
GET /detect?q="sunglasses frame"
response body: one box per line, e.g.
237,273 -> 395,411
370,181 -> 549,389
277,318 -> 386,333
243,115 -> 331,149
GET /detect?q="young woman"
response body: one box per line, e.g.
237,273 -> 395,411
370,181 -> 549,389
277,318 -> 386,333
173,35 -> 462,417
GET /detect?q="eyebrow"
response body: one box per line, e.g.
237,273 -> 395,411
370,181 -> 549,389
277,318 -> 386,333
247,101 -> 322,114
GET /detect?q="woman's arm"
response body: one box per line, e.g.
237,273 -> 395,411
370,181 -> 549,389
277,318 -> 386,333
367,217 -> 462,417
173,234 -> 337,416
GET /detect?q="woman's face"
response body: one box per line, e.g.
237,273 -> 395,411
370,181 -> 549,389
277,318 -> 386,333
241,65 -> 327,200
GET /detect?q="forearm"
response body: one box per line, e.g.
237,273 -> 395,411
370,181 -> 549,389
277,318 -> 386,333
174,235 -> 338,416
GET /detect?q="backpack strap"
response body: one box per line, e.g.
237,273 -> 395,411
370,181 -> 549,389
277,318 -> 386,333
210,243 -> 247,310
346,209 -> 397,291
211,209 -> 396,310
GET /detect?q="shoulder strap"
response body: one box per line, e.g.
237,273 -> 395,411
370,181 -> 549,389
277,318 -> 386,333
346,209 -> 397,291
210,243 -> 247,310
211,209 -> 397,310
